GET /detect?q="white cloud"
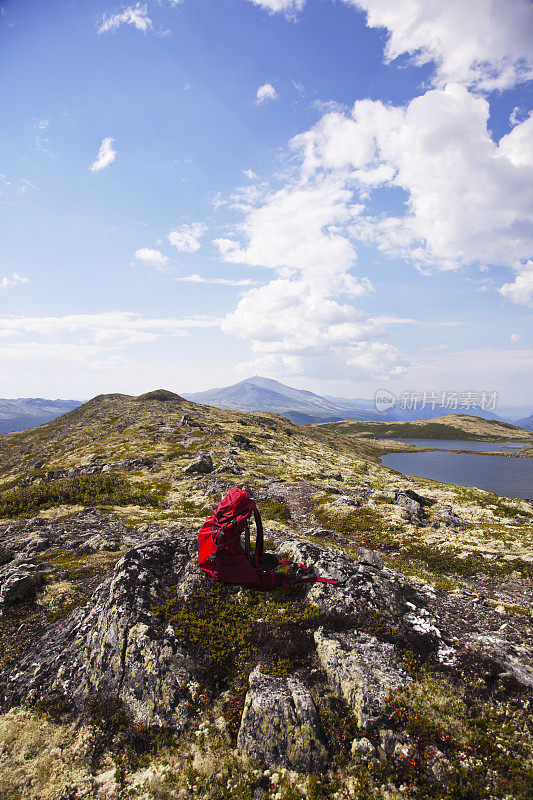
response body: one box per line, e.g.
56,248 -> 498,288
0,272 -> 28,289
509,106 -> 527,126
216,82 -> 532,380
97,3 -> 152,34
347,0 -> 533,91
499,261 -> 533,308
246,0 -> 306,19
174,274 -> 256,286
214,177 -> 366,291
294,85 -> 533,277
346,341 -> 408,378
255,83 -> 278,104
0,312 -> 219,347
89,137 -> 116,172
134,248 -> 169,269
167,223 -> 206,253
249,0 -> 533,91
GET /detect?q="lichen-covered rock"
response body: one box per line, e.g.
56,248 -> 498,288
276,537 -> 418,631
215,456 -> 243,475
357,547 -> 384,569
237,667 -> 327,772
183,451 -> 214,474
1,533 -> 200,729
433,505 -> 468,527
0,561 -> 66,608
314,629 -> 410,729
0,509 -> 138,567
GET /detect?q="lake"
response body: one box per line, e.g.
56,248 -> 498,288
394,438 -> 530,452
381,449 -> 533,500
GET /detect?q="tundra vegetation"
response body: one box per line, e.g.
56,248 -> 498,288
0,391 -> 531,800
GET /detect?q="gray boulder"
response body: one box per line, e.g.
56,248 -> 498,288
1,534 -> 200,729
314,629 -> 410,729
357,547 -> 384,569
433,505 -> 468,527
215,456 -> 243,475
183,451 -> 214,474
0,561 -> 66,608
237,667 -> 328,772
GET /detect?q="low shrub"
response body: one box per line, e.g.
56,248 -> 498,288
0,473 -> 169,517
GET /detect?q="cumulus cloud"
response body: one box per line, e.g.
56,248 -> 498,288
134,248 -> 169,269
214,177 -> 367,292
167,223 -> 206,253
250,0 -> 533,91
499,261 -> 533,308
97,3 -> 152,34
216,83 -> 532,377
347,0 -> 533,91
0,273 -> 28,289
293,85 -> 533,276
89,137 -> 116,172
255,83 -> 278,104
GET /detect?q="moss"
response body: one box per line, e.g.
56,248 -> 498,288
256,498 -> 291,522
0,598 -> 44,669
263,657 -> 295,677
312,501 -> 401,550
0,473 -> 169,517
375,672 -> 533,799
153,582 -> 319,679
391,541 -> 533,579
456,487 -> 533,519
306,773 -> 342,800
34,548 -> 123,581
174,498 -> 209,517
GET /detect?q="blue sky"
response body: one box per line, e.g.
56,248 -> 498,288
1,0 -> 532,406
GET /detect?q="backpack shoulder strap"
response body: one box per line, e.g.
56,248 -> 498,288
252,506 -> 264,567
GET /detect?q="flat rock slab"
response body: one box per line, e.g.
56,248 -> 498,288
314,629 -> 410,730
237,667 -> 327,772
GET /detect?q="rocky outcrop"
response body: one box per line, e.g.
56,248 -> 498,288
180,414 -> 203,429
18,457 -> 157,487
183,451 -> 214,474
237,667 -> 327,772
215,456 -> 243,475
0,560 -> 67,608
314,629 -> 410,729
275,536 -> 420,633
232,434 -> 261,453
1,532 -> 200,729
432,505 -> 468,527
0,509 -> 138,566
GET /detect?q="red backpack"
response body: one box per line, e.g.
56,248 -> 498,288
198,487 -> 338,590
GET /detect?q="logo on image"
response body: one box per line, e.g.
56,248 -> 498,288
374,389 -> 396,411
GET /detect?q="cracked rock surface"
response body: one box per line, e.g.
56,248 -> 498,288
237,666 -> 327,772
314,629 -> 410,729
